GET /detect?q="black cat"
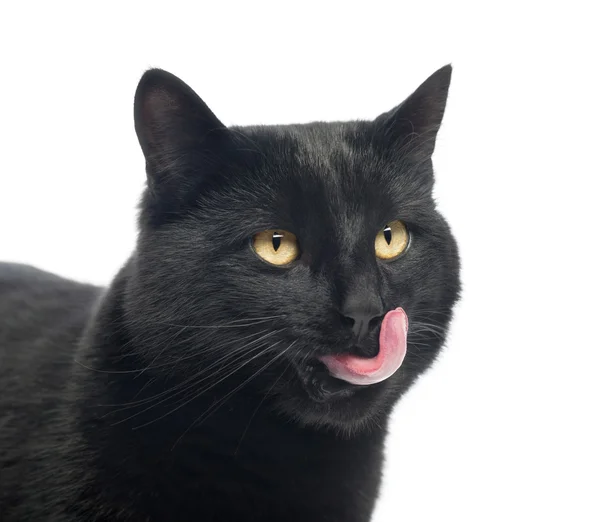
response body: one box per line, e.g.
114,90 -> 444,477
0,65 -> 460,521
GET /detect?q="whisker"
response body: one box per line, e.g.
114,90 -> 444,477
155,314 -> 286,329
411,321 -> 447,334
106,331 -> 281,416
131,340 -> 285,430
134,325 -> 189,379
88,326 -> 279,378
132,376 -> 157,400
407,339 -> 432,347
172,341 -> 297,449
168,328 -> 275,367
108,341 -> 274,424
75,360 -> 139,375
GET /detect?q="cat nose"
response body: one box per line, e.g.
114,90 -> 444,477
340,301 -> 385,343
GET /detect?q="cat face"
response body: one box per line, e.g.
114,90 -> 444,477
127,67 -> 460,434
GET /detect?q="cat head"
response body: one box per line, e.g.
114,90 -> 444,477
126,66 -> 460,434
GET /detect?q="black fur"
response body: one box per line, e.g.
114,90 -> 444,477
0,65 -> 460,521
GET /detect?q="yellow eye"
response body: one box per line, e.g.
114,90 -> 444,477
375,220 -> 410,260
252,229 -> 300,266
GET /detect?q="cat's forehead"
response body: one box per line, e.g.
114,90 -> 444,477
236,123 -> 429,216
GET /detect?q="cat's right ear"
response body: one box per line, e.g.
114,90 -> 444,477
134,69 -> 228,190
373,64 -> 452,158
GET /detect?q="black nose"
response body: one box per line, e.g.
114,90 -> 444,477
340,306 -> 384,343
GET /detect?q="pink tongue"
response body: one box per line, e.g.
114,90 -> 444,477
319,307 -> 408,386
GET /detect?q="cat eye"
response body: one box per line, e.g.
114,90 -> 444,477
374,220 -> 410,260
252,229 -> 300,266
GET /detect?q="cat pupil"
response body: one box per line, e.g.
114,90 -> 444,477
383,226 -> 392,245
272,232 -> 283,251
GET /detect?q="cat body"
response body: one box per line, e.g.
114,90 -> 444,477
0,66 -> 460,521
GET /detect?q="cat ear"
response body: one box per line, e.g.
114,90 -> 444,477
134,69 -> 228,188
374,64 -> 452,157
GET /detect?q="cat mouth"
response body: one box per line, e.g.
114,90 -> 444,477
318,308 -> 408,386
294,308 -> 409,402
294,358 -> 358,403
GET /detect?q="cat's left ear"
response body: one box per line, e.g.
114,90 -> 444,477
374,64 -> 452,157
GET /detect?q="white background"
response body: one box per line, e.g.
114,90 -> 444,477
1,2 -> 599,520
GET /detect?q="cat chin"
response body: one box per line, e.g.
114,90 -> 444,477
274,364 -> 399,435
275,392 -> 392,436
